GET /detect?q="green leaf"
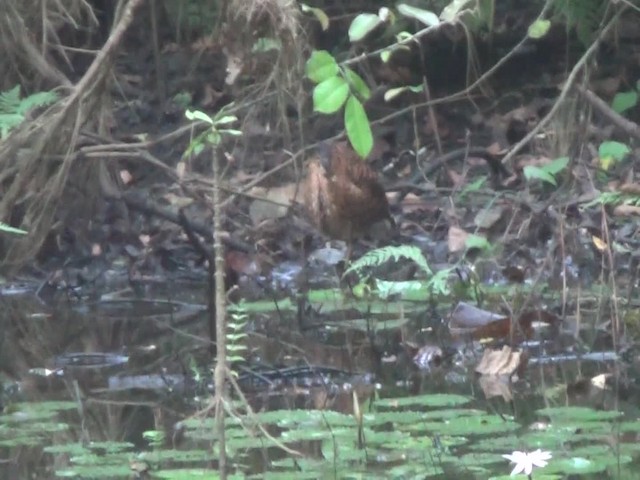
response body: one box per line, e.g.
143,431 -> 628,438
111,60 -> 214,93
440,0 -> 474,22
397,4 -> 440,27
300,4 -> 329,31
543,156 -> 569,175
344,96 -> 372,158
380,50 -> 391,63
185,109 -> 213,124
465,234 -> 490,251
523,165 -> 557,186
0,222 -> 27,235
251,37 -> 281,53
213,115 -> 237,125
349,13 -> 382,42
344,68 -> 370,100
384,85 -> 422,101
528,19 -> 551,39
305,50 -> 339,83
599,140 -> 630,161
313,76 -> 349,113
611,91 -> 638,114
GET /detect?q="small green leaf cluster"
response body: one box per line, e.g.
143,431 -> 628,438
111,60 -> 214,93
611,82 -> 640,115
184,107 -> 242,156
523,156 -> 569,187
306,51 -> 373,158
0,85 -> 57,139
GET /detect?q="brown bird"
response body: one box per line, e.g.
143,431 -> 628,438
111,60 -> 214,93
302,141 -> 394,245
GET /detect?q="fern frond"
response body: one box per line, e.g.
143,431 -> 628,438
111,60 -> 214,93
16,91 -> 58,115
0,86 -> 21,113
0,85 -> 58,139
344,245 -> 432,277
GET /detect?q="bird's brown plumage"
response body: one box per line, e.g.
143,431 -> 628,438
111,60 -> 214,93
303,141 -> 394,241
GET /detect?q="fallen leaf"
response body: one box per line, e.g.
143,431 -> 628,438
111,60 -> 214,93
448,225 -> 468,253
613,204 -> 640,216
474,206 -> 504,229
475,345 -> 524,376
248,183 -> 299,225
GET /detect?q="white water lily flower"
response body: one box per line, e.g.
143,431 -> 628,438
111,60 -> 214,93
502,449 -> 552,476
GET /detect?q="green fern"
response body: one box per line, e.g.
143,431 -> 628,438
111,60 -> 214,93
344,245 -> 432,277
0,85 -> 58,139
227,301 -> 249,375
582,191 -> 640,209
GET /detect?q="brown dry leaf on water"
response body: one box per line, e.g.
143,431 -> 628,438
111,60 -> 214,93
248,183 -> 299,225
478,374 -> 513,401
448,302 -> 558,340
475,345 -> 524,376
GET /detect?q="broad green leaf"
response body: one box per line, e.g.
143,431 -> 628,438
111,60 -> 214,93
344,96 -> 372,158
185,110 -> 213,124
598,140 -> 630,161
305,50 -> 339,83
465,234 -> 490,251
313,76 -> 349,113
300,4 -> 329,31
528,19 -> 551,39
344,68 -> 371,100
523,165 -> 557,186
349,13 -> 382,42
611,90 -> 638,114
543,156 -> 569,175
397,4 -> 440,27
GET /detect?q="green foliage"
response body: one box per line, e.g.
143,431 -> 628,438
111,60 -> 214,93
598,140 -> 630,170
0,85 -> 57,139
396,3 -> 440,27
552,0 -> 606,45
183,107 -> 241,156
345,245 -> 431,277
611,89 -> 638,115
523,156 -> 569,186
227,301 -> 248,372
528,19 -> 551,39
306,50 -> 373,157
344,244 -> 452,296
0,221 -> 27,236
582,191 -> 640,209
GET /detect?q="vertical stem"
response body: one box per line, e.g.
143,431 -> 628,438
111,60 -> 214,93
212,147 -> 227,479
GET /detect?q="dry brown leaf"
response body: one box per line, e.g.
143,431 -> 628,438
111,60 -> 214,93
475,345 -> 523,376
447,225 -> 468,253
474,206 -> 504,229
478,374 -> 513,401
248,183 -> 299,225
613,204 -> 640,216
619,183 -> 640,195
175,161 -> 187,179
